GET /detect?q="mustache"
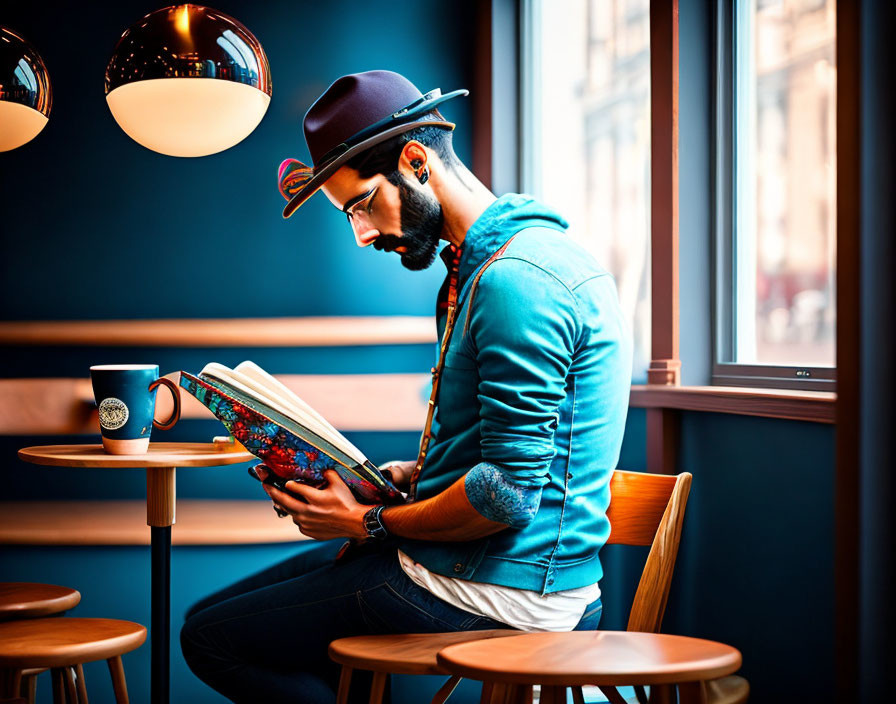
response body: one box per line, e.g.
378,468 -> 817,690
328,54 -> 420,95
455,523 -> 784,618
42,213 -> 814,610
372,234 -> 403,252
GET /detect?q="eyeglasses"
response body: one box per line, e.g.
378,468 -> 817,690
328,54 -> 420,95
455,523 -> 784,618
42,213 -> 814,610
344,186 -> 380,238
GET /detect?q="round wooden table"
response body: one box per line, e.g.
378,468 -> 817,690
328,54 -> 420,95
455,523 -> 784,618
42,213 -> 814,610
436,631 -> 742,704
17,442 -> 253,704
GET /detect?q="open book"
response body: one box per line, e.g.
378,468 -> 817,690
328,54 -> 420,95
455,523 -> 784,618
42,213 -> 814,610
179,361 -> 405,505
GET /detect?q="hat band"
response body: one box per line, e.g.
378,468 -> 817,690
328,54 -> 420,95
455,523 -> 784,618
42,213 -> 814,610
315,89 -> 449,167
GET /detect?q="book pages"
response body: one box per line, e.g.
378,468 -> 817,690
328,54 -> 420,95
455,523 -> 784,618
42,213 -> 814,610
200,362 -> 367,466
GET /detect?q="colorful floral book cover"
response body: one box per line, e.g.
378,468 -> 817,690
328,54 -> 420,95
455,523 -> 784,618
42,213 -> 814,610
179,364 -> 404,506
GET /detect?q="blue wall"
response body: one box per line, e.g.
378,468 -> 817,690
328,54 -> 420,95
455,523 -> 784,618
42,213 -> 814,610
667,413 -> 835,701
604,410 -> 836,703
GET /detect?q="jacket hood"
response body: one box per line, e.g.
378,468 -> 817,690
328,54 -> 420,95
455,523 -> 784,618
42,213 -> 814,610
457,194 -> 570,287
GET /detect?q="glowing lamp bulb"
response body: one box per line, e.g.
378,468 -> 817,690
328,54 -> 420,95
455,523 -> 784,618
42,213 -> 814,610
105,4 -> 271,157
0,26 -> 52,152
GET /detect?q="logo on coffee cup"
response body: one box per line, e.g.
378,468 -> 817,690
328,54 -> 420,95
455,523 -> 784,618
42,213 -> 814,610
99,397 -> 129,430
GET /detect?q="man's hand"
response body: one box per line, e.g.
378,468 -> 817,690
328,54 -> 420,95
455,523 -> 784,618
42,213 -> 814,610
258,468 -> 369,541
253,464 -> 509,544
378,459 -> 417,490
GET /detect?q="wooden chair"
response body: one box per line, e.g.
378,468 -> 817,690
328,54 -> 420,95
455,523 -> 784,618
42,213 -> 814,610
433,470 -> 748,704
598,470 -> 747,704
331,469 -> 744,704
0,617 -> 146,703
0,583 -> 82,703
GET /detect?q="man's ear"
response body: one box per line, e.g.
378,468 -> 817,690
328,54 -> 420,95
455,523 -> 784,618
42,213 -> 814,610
399,141 -> 428,176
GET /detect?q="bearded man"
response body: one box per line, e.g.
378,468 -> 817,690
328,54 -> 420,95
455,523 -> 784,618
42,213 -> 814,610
181,70 -> 632,704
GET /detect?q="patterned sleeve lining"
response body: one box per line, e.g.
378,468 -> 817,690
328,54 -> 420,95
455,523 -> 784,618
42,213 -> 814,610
464,462 -> 543,528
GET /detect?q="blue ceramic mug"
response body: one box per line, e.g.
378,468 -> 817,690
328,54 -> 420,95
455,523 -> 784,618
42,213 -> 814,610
89,364 -> 181,454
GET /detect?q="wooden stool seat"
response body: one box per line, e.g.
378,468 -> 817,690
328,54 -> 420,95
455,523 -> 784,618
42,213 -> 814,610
437,631 -> 742,704
0,618 -> 146,703
0,584 -> 80,622
328,630 -> 520,704
329,630 -> 518,676
437,631 -> 742,687
0,618 -> 146,670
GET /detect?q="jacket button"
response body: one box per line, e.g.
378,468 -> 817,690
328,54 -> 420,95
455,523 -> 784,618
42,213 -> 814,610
453,563 -> 464,573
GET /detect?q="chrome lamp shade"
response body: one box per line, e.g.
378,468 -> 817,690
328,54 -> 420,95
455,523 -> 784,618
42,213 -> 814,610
0,26 -> 52,152
105,4 -> 272,157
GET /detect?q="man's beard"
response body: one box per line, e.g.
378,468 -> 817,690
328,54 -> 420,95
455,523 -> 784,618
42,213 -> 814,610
372,173 -> 443,271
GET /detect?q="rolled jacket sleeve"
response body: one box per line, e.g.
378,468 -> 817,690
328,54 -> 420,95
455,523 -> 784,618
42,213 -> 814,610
466,258 -> 581,490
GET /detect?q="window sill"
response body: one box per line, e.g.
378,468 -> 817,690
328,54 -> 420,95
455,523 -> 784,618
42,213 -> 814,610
629,384 -> 835,423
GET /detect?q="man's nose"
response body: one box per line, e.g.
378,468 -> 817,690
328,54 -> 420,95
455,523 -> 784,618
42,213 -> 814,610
354,226 -> 379,248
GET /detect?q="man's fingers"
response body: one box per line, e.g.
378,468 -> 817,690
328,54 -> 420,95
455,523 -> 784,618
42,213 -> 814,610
265,483 -> 306,511
322,469 -> 353,495
284,480 -> 316,500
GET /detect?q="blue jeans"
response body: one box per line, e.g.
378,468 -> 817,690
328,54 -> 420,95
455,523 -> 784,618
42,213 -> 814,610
181,539 -> 602,704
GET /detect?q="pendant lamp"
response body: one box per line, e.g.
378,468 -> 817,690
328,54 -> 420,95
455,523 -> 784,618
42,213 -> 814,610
0,26 -> 52,152
105,4 -> 271,157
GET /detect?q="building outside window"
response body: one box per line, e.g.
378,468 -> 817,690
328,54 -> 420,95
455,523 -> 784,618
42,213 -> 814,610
717,0 -> 836,388
522,0 -> 651,381
522,0 -> 836,390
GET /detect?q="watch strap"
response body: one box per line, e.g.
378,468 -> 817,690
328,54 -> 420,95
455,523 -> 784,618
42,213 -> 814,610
363,504 -> 388,540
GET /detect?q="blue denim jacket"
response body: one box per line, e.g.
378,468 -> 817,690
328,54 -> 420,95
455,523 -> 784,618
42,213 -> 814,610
398,195 -> 632,595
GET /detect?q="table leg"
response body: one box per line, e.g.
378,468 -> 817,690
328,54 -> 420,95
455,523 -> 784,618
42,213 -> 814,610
147,466 -> 176,704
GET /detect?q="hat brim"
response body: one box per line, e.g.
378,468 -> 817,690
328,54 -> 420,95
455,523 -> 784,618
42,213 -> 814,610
282,88 -> 468,219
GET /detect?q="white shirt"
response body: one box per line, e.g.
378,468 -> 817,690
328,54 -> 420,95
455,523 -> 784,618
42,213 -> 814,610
397,549 -> 600,632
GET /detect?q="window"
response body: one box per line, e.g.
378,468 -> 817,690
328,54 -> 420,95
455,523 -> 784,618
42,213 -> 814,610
715,0 -> 837,390
521,0 -> 651,381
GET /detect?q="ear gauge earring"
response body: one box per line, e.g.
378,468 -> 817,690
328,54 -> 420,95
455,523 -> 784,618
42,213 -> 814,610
410,158 -> 429,184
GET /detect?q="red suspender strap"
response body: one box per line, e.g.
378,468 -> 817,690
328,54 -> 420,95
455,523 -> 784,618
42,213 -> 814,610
407,235 -> 517,501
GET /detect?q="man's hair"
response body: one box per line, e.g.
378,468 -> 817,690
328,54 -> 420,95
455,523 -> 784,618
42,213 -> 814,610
345,112 -> 460,180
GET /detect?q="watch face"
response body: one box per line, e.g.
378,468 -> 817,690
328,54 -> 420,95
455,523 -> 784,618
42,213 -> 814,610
364,505 -> 387,539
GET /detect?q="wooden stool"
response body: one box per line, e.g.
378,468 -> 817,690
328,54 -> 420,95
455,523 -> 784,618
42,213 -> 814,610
436,631 -> 743,704
0,583 -> 82,703
328,630 -> 519,704
0,617 -> 146,704
0,584 -> 80,622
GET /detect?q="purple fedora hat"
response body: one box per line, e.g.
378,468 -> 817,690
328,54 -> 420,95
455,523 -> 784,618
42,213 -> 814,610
278,70 -> 467,218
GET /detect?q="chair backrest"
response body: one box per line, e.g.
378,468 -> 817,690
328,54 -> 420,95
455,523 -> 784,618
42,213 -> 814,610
605,469 -> 692,634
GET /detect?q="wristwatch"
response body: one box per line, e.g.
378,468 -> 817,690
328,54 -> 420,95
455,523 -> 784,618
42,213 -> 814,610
363,504 -> 389,540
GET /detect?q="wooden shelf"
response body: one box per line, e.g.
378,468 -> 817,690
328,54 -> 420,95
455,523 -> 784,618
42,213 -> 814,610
629,385 -> 835,423
0,373 -> 430,435
0,317 -> 436,347
0,500 -> 309,546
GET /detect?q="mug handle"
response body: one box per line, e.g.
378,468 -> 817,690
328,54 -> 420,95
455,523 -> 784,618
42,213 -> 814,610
149,377 -> 181,431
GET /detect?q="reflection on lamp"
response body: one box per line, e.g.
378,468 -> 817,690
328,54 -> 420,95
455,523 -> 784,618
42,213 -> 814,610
0,26 -> 52,152
105,4 -> 272,157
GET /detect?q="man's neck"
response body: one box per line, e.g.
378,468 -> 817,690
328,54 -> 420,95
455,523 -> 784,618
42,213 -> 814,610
432,162 -> 497,249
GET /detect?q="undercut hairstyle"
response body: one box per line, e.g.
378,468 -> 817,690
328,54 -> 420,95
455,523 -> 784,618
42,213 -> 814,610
345,111 -> 461,181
